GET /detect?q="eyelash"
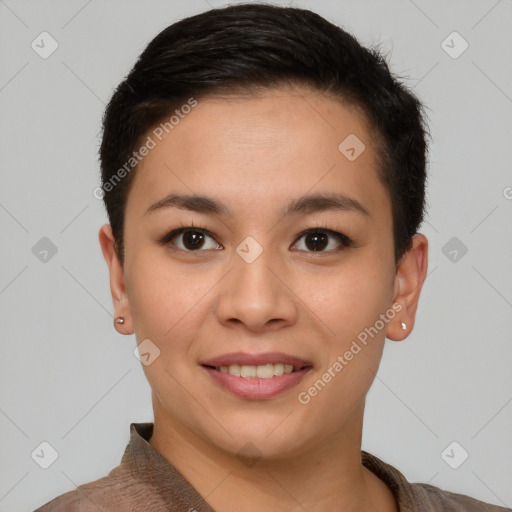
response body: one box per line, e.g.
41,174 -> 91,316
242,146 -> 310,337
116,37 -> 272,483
158,221 -> 353,253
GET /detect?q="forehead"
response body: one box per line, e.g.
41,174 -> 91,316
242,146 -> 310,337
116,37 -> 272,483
128,86 -> 390,219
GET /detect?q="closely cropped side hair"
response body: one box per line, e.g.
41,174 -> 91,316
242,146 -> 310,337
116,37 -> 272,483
99,3 -> 429,265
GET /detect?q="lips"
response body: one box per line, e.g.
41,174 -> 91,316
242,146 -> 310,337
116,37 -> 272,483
200,352 -> 313,400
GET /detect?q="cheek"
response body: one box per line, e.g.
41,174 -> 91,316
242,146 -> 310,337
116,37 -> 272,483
126,257 -> 214,392
304,260 -> 392,399
305,260 -> 392,342
126,252 -> 218,343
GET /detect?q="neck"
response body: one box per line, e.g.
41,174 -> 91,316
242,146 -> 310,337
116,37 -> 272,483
148,400 -> 396,512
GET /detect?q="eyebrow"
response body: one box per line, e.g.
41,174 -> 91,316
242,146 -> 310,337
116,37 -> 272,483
145,192 -> 370,218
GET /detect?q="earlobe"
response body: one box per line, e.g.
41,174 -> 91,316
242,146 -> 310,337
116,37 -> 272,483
98,224 -> 134,335
386,234 -> 428,342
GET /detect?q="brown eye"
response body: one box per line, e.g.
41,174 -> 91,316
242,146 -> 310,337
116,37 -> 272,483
181,230 -> 206,250
304,232 -> 328,251
293,229 -> 352,253
161,228 -> 222,252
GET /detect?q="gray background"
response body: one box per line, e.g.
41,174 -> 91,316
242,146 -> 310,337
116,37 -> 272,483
1,0 -> 511,510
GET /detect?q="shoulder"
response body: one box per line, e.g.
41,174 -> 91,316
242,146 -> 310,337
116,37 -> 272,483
361,450 -> 510,512
32,470 -> 137,512
410,482 -> 511,511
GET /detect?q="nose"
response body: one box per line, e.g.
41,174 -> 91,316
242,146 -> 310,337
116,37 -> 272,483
214,246 -> 298,333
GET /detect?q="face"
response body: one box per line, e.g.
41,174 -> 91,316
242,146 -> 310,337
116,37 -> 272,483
100,86 -> 427,460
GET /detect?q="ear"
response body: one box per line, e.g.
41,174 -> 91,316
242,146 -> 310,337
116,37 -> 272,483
98,224 -> 133,335
386,233 -> 428,341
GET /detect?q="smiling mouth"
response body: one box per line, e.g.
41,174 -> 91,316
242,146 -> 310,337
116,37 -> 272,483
203,363 -> 309,379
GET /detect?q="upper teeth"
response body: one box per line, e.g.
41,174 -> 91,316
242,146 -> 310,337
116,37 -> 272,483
217,364 -> 295,379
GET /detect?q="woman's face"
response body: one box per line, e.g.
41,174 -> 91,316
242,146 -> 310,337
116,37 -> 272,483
102,86 -> 426,459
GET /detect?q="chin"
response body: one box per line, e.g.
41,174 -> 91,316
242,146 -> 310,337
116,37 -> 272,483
197,412 -> 316,462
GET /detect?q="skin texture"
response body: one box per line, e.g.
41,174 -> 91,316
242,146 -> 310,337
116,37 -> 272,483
99,85 -> 428,512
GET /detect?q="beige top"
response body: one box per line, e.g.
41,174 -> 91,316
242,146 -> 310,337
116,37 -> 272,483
34,423 -> 510,511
